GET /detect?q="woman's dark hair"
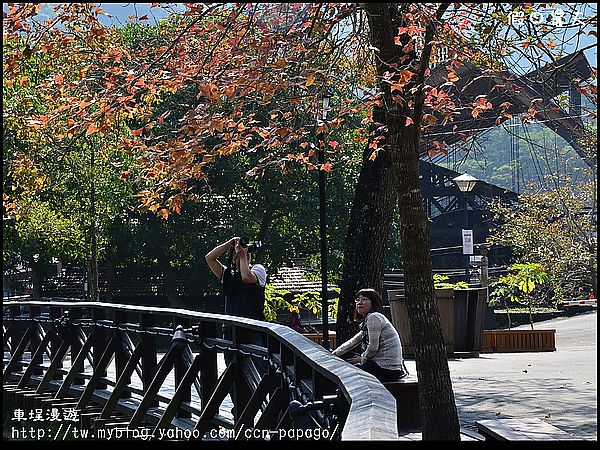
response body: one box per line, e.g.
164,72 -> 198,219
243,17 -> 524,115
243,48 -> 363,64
353,288 -> 384,322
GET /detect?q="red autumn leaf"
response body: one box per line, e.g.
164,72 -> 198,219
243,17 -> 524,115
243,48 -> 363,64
405,117 -> 414,126
316,124 -> 328,134
320,163 -> 333,172
85,123 -> 98,136
130,128 -> 144,136
275,127 -> 290,138
139,15 -> 149,21
38,115 -> 49,127
423,114 -> 436,124
447,72 -> 459,83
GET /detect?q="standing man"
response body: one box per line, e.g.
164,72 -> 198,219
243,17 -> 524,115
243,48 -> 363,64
206,236 -> 268,419
205,236 -> 267,323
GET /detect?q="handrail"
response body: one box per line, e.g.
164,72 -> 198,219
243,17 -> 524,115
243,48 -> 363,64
3,299 -> 398,440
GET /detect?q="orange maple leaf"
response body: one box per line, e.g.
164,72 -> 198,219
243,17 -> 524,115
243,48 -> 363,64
158,208 -> 169,220
85,123 -> 98,136
447,71 -> 459,83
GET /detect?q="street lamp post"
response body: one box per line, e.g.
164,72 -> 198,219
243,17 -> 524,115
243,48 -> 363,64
453,173 -> 478,284
317,92 -> 331,350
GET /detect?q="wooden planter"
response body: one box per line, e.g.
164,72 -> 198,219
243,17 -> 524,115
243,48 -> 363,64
303,331 -> 337,349
482,329 -> 556,353
388,288 -> 487,356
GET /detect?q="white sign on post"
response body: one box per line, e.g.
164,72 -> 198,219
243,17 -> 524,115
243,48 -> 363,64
462,229 -> 473,255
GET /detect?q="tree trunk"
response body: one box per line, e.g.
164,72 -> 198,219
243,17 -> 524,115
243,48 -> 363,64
89,225 -> 99,301
158,252 -> 186,309
253,207 -> 273,265
30,259 -> 45,298
365,3 -> 460,440
336,106 -> 397,342
104,255 -> 116,303
589,251 -> 597,300
89,141 -> 99,301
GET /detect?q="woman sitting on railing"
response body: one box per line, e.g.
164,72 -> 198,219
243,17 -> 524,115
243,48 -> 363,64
332,288 -> 408,383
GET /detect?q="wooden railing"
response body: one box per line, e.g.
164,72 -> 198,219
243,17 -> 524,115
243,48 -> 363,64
3,299 -> 398,441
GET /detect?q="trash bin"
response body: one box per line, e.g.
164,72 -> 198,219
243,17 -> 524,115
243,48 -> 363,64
453,288 -> 486,354
388,287 -> 486,356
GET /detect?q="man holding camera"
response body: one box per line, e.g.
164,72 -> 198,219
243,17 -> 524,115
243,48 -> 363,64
206,236 -> 267,321
206,237 -> 268,419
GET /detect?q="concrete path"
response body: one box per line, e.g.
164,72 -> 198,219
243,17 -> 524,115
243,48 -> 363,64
403,310 -> 597,440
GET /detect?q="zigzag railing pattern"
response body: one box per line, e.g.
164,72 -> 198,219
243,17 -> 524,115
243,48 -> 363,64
3,300 -> 398,441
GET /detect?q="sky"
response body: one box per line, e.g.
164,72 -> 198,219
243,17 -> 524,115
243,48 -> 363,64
97,3 -> 182,27
97,3 -> 596,64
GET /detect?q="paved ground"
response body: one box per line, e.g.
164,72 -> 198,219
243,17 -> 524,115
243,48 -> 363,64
402,309 -> 597,440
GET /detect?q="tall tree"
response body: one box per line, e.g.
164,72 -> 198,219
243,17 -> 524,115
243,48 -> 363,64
361,3 -> 460,439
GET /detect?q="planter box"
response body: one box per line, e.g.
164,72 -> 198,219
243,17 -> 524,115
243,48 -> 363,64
482,329 -> 556,353
303,331 -> 337,349
388,288 -> 487,356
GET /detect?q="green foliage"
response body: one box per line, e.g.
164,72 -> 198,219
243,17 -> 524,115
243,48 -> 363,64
489,262 -> 549,329
487,158 -> 597,303
433,273 -> 469,290
490,263 -> 548,305
264,284 -> 340,326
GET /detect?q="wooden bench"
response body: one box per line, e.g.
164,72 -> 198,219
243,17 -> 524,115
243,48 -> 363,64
475,418 -> 579,440
382,375 -> 420,429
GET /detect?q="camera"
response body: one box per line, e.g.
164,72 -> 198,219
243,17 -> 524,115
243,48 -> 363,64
239,236 -> 263,253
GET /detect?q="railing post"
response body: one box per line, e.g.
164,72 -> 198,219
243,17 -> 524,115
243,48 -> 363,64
174,318 -> 191,419
91,306 -> 107,388
198,321 -> 218,407
29,305 -> 43,375
140,312 -> 158,404
49,305 -> 63,380
68,306 -> 85,386
112,309 -> 131,398
231,325 -> 253,420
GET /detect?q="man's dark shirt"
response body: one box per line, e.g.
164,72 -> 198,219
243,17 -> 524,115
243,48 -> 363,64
222,266 -> 266,320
